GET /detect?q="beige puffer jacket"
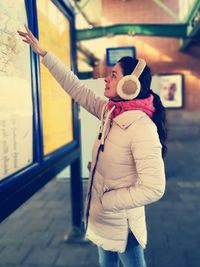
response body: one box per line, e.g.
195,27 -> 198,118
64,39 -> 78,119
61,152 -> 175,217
42,52 -> 166,253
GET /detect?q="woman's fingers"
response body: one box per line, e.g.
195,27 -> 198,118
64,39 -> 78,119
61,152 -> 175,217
18,31 -> 33,45
17,31 -> 32,42
25,35 -> 32,43
22,39 -> 29,44
17,25 -> 47,57
24,25 -> 35,39
18,26 -> 36,43
17,30 -> 28,37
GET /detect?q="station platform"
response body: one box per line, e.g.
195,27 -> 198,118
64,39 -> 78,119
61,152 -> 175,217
0,140 -> 199,267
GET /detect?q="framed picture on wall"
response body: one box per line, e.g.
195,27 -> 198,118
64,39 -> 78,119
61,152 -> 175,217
151,74 -> 184,108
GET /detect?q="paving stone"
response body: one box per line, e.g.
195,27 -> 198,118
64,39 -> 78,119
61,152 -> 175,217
44,200 -> 68,210
47,219 -> 69,232
177,181 -> 197,188
54,265 -> 99,267
0,265 -> 36,267
153,247 -> 188,267
185,248 -> 200,267
0,245 -> 5,252
55,243 -> 98,266
0,218 -> 28,236
0,245 -> 32,265
42,194 -> 68,201
147,232 -> 169,249
144,247 -> 155,267
21,231 -> 53,246
6,208 -> 28,220
20,218 -> 52,233
179,193 -> 200,203
23,247 -> 60,265
0,264 -> 35,267
42,208 -> 70,220
28,199 -> 46,207
154,201 -> 195,210
193,181 -> 200,188
48,231 -> 69,247
166,230 -> 200,250
23,209 -> 51,220
0,233 -> 24,246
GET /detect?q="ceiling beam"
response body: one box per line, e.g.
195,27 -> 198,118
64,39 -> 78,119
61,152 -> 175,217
73,1 -> 95,26
152,0 -> 180,22
76,24 -> 188,41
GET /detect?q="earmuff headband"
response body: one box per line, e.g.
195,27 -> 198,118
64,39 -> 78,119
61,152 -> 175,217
116,58 -> 147,100
132,59 -> 146,78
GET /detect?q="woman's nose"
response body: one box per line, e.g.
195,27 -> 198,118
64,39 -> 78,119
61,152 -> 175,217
104,76 -> 109,83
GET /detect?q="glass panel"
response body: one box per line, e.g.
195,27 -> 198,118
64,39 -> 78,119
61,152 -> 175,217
37,0 -> 73,155
0,0 -> 33,181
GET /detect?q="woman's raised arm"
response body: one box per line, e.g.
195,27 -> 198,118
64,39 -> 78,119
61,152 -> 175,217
17,26 -> 107,119
17,25 -> 47,57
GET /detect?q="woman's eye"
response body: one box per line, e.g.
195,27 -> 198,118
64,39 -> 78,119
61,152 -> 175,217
111,73 -> 116,78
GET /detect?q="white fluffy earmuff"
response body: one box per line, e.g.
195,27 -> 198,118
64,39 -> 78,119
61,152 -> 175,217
116,58 -> 146,100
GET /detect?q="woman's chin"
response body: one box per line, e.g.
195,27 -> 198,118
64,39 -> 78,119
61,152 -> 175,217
104,91 -> 109,98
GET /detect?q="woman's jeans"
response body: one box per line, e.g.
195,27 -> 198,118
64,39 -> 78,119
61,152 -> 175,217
98,232 -> 147,267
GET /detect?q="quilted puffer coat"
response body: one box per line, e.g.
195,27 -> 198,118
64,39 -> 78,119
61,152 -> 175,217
42,52 -> 166,253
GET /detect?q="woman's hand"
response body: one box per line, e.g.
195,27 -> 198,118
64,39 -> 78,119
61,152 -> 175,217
17,25 -> 47,57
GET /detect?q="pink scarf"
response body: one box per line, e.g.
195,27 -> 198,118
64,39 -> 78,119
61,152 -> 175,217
107,95 -> 155,119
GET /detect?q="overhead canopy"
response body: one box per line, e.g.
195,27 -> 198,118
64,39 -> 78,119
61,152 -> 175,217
72,0 -> 200,69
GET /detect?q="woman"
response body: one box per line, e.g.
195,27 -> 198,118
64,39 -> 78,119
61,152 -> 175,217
18,26 -> 167,267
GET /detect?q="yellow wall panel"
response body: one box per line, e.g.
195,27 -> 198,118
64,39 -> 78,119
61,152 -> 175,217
37,0 -> 73,155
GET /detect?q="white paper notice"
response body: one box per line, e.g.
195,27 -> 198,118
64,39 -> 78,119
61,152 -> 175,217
0,1 -> 33,181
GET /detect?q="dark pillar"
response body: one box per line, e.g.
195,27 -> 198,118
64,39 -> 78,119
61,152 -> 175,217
64,156 -> 87,243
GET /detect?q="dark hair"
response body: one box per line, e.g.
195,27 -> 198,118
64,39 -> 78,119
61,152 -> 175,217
118,56 -> 167,158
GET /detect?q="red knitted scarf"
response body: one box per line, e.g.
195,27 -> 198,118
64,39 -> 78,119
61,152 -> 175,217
107,95 -> 155,119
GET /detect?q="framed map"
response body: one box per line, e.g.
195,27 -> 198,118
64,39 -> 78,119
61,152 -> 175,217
0,0 -> 33,181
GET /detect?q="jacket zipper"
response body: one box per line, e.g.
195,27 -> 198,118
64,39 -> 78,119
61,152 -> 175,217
85,144 -> 103,231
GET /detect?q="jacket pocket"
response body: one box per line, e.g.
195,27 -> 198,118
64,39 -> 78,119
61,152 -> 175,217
100,184 -> 110,205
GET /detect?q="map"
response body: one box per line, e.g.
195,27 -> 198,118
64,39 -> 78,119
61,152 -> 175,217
0,0 -> 33,181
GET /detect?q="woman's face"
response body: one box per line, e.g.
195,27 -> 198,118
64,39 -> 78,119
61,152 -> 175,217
104,63 -> 124,99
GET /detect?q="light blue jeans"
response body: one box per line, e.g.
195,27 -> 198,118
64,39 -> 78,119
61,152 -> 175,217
98,232 -> 147,267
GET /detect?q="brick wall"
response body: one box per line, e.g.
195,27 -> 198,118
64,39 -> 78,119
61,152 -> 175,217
93,0 -> 200,140
102,0 -> 178,24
